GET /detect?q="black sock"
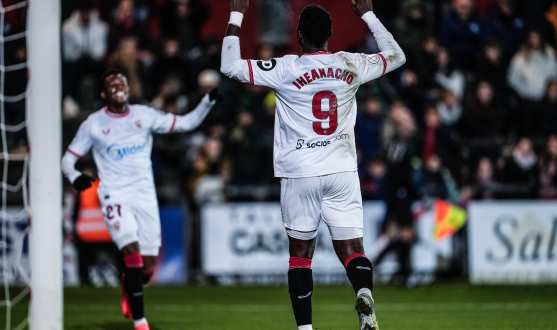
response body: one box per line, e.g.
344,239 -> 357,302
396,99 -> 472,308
288,268 -> 313,326
124,266 -> 144,320
345,256 -> 374,295
142,270 -> 154,285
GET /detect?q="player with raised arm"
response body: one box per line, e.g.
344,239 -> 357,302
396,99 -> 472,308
221,0 -> 405,329
61,69 -> 221,330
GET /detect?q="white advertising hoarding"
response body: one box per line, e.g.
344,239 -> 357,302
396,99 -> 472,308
201,202 -> 452,282
468,201 -> 557,284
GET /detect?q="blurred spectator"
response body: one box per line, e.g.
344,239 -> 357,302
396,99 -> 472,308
110,38 -> 147,101
356,96 -> 384,160
435,47 -> 466,100
186,69 -> 222,129
507,30 -> 557,102
539,135 -> 557,198
360,157 -> 387,200
462,80 -> 505,139
483,0 -> 526,59
62,0 -> 108,107
159,0 -> 210,52
437,89 -> 463,128
150,37 -> 189,99
409,36 -> 440,89
227,111 -> 265,185
442,0 -> 485,70
395,0 -> 433,51
471,157 -> 496,199
419,106 -> 457,168
416,155 -> 449,199
475,38 -> 508,97
497,138 -> 539,198
108,0 -> 152,54
378,110 -> 419,286
399,69 -> 429,117
188,138 -> 230,205
535,80 -> 557,139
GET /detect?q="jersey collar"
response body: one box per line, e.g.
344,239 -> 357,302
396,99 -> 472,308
104,106 -> 130,118
303,51 -> 332,56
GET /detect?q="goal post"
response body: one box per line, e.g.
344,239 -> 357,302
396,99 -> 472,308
27,0 -> 63,329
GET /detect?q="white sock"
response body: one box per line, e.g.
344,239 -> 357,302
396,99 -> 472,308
357,288 -> 372,300
298,325 -> 313,330
134,317 -> 148,326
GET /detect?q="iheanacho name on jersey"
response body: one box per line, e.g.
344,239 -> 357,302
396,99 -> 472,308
292,67 -> 355,89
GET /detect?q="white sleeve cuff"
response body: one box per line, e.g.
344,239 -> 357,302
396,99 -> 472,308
361,11 -> 379,26
229,11 -> 244,27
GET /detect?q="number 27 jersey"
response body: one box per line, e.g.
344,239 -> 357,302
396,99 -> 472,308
245,51 -> 389,178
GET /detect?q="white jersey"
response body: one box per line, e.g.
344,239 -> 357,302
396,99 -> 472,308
67,105 -> 177,191
63,94 -> 215,191
221,12 -> 405,178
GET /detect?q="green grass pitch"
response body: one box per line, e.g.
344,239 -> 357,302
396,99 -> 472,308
3,283 -> 557,329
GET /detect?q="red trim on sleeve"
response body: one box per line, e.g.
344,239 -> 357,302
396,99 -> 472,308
378,54 -> 387,76
247,60 -> 254,85
67,148 -> 82,158
289,257 -> 312,269
167,115 -> 177,134
344,253 -> 366,269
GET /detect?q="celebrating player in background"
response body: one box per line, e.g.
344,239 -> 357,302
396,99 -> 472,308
61,70 -> 221,330
221,0 -> 405,329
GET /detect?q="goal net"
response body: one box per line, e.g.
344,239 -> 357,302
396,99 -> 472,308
0,0 -> 62,329
0,1 -> 30,329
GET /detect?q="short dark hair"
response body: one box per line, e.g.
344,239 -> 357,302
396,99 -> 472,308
76,0 -> 95,11
298,4 -> 332,48
98,69 -> 126,96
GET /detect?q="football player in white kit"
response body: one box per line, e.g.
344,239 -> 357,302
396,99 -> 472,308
221,0 -> 405,329
61,69 -> 221,330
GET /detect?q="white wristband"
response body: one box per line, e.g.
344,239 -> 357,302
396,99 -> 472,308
361,11 -> 379,26
229,11 -> 244,28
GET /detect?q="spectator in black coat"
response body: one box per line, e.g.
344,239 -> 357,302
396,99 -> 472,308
535,80 -> 557,140
462,80 -> 506,139
159,0 -> 209,52
359,157 -> 387,201
497,138 -> 539,199
356,96 -> 384,160
441,0 -> 486,71
484,0 -> 526,61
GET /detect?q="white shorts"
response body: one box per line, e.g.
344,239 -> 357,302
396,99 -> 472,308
280,171 -> 363,240
98,187 -> 161,256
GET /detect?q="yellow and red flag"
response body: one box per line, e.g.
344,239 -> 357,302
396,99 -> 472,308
433,200 -> 467,241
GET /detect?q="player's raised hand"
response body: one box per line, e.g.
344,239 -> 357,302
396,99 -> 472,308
230,0 -> 249,14
351,0 -> 373,17
209,88 -> 224,103
72,174 -> 95,192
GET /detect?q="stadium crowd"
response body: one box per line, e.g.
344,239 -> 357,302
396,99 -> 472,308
52,0 -> 557,208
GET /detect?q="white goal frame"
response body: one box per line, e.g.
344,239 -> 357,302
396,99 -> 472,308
27,0 -> 62,329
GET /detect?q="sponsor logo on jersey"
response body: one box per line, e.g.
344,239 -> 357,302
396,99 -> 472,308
102,128 -> 110,135
256,59 -> 277,71
112,221 -> 120,231
294,134 -> 350,150
106,143 -> 147,161
292,67 -> 354,90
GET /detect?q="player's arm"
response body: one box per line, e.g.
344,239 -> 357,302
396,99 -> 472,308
352,0 -> 406,82
152,89 -> 223,134
61,121 -> 95,192
220,0 -> 284,88
220,0 -> 250,83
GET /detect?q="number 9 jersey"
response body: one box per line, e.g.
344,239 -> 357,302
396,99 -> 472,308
222,40 -> 399,178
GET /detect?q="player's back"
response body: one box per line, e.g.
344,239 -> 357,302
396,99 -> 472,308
272,52 -> 369,178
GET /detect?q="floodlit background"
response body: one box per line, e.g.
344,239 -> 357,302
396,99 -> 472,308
1,0 -> 556,329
